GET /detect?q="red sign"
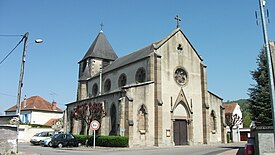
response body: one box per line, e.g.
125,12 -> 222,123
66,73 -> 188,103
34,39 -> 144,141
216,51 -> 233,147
90,120 -> 100,131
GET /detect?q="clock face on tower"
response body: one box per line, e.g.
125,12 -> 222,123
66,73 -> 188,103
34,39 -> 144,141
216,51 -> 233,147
174,67 -> 188,86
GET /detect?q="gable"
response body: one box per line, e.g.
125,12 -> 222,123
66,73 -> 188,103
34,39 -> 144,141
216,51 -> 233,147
223,103 -> 237,114
153,28 -> 203,62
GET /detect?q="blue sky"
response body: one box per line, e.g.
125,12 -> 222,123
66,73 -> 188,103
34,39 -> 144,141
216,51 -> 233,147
0,0 -> 274,114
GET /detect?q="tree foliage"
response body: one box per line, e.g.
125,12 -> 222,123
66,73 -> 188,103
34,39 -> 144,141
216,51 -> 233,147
248,48 -> 272,126
72,102 -> 104,135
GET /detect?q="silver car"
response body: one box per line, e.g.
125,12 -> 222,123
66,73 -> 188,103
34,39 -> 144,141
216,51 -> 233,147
40,137 -> 52,147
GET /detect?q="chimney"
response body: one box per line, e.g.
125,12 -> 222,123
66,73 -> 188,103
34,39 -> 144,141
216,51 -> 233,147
23,95 -> 27,108
51,100 -> 57,111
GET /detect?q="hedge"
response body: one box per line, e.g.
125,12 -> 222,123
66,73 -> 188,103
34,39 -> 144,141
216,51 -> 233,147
96,136 -> 128,147
73,135 -> 128,147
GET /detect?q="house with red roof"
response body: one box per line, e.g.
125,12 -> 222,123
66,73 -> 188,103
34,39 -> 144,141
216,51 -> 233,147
223,103 -> 247,142
5,96 -> 63,126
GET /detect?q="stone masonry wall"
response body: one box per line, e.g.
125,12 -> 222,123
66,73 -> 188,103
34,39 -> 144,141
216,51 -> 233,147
0,126 -> 17,155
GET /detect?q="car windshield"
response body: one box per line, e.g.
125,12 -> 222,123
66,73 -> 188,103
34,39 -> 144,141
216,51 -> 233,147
34,133 -> 40,136
40,132 -> 48,137
52,134 -> 60,138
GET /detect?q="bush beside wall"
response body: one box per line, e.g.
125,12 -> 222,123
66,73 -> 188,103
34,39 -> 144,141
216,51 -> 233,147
73,135 -> 128,147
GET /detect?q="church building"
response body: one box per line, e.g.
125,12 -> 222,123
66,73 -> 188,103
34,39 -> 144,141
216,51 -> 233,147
65,21 -> 226,147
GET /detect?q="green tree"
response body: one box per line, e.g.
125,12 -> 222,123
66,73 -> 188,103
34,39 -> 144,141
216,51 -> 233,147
248,48 -> 272,126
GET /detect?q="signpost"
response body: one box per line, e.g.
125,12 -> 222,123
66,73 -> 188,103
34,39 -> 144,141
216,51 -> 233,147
90,120 -> 100,148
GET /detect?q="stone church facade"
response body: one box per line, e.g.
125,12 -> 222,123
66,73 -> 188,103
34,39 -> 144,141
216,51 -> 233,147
65,27 -> 227,147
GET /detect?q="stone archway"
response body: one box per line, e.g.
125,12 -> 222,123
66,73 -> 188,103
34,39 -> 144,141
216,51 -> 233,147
171,89 -> 193,145
173,103 -> 190,145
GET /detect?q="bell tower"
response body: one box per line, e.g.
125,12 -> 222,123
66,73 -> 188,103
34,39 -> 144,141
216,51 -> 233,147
77,30 -> 118,100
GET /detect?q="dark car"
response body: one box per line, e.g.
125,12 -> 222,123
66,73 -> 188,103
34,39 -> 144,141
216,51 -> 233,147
51,133 -> 82,148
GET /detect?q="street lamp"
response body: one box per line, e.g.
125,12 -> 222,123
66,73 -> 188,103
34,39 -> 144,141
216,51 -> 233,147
15,32 -> 43,153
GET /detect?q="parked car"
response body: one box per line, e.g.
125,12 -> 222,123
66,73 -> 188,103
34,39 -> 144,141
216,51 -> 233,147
51,133 -> 82,148
39,137 -> 52,147
30,131 -> 53,145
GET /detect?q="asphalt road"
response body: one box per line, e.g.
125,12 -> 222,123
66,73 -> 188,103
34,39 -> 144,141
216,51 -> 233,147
18,142 -> 245,155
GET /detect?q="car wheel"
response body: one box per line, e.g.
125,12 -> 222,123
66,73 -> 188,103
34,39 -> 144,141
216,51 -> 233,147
48,142 -> 52,147
58,143 -> 63,148
78,142 -> 81,147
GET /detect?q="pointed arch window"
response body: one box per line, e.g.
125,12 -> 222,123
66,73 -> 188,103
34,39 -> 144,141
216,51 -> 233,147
138,105 -> 147,134
210,110 -> 217,133
109,104 -> 117,136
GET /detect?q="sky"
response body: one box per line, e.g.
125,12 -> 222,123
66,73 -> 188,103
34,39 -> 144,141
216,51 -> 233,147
0,0 -> 274,115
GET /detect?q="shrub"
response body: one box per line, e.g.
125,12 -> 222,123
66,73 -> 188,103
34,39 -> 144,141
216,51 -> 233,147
96,136 -> 128,147
73,135 -> 129,147
73,134 -> 91,145
28,124 -> 51,128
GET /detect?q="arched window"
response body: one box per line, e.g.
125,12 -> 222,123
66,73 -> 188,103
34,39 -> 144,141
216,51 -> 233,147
138,105 -> 147,134
135,67 -> 146,83
109,104 -> 117,136
118,73 -> 127,87
210,110 -> 217,133
104,79 -> 111,93
92,84 -> 98,96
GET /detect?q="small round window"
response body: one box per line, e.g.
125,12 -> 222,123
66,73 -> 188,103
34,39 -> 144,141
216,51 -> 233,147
135,67 -> 146,83
92,84 -> 98,96
104,79 -> 111,93
118,73 -> 127,87
174,67 -> 188,85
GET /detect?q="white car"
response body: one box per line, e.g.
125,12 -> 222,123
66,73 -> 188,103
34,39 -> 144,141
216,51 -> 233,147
30,132 -> 53,145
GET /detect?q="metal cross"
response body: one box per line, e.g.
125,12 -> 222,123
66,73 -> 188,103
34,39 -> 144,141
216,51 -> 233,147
175,15 -> 181,28
100,22 -> 104,31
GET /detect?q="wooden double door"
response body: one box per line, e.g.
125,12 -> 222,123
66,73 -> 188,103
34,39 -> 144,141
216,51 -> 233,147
173,120 -> 188,145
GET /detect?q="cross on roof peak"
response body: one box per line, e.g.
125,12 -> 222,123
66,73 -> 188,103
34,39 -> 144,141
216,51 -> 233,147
175,15 -> 181,28
100,22 -> 104,32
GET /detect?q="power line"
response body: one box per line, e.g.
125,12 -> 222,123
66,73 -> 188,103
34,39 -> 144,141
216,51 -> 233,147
0,92 -> 17,98
0,35 -> 24,37
0,36 -> 24,65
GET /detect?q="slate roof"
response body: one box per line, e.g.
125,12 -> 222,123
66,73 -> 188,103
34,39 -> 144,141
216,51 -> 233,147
102,44 -> 153,74
223,103 -> 237,114
87,28 -> 203,80
100,28 -> 202,74
80,31 -> 118,62
79,63 -> 91,81
5,96 -> 63,113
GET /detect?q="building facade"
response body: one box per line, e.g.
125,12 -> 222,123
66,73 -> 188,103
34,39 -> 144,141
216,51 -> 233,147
65,28 -> 226,147
5,96 -> 63,125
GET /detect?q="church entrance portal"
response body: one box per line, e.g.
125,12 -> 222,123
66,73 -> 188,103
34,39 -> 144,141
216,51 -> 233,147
173,120 -> 188,145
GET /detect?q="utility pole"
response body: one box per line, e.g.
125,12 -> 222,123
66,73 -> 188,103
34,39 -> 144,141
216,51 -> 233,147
258,0 -> 275,147
16,32 -> 28,115
15,32 -> 28,153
